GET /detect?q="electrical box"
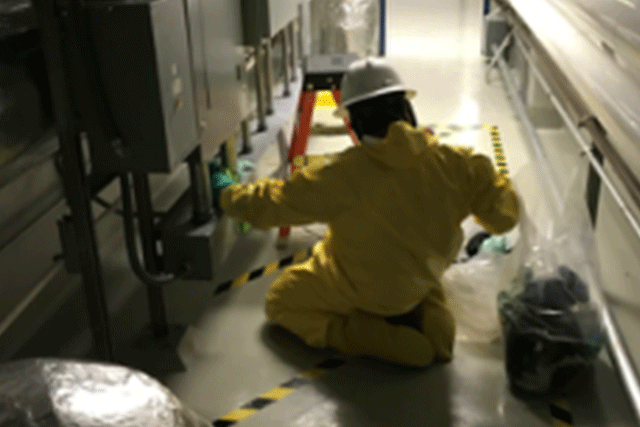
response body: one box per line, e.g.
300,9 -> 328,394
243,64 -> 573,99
85,0 -> 198,174
161,193 -> 216,280
240,0 -> 302,46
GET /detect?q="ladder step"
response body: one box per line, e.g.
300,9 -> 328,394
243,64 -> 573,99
309,124 -> 349,136
314,90 -> 338,108
291,154 -> 339,168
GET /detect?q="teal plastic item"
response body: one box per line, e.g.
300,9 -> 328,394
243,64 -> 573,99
481,235 -> 508,253
208,158 -> 252,234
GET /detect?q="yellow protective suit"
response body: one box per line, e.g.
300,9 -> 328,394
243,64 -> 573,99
220,121 -> 520,367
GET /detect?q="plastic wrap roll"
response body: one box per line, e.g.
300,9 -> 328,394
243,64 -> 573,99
310,0 -> 379,57
0,359 -> 209,427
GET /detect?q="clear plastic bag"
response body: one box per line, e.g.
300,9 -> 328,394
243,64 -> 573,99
442,218 -> 519,344
442,251 -> 506,343
497,167 -> 606,395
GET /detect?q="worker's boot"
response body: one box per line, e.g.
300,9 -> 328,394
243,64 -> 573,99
419,297 -> 456,362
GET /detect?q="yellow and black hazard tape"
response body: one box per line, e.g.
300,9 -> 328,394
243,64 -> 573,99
213,247 -> 313,296
212,357 -> 347,426
430,123 -> 511,177
550,398 -> 575,427
490,125 -> 510,177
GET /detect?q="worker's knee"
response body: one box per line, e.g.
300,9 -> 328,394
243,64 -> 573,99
264,269 -> 293,322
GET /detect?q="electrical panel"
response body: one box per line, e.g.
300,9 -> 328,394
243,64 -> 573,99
184,0 -> 245,163
85,0 -> 199,174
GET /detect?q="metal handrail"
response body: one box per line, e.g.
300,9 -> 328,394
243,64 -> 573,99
491,45 -> 564,218
512,36 -> 640,240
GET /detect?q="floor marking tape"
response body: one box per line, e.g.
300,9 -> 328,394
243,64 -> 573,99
433,123 -> 511,177
213,247 -> 313,296
212,358 -> 347,426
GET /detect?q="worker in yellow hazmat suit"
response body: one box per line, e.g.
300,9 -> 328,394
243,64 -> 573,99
216,58 -> 520,367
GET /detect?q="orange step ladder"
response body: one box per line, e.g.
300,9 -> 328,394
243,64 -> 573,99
277,68 -> 360,248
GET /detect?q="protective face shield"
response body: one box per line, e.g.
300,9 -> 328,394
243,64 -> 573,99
334,57 -> 417,120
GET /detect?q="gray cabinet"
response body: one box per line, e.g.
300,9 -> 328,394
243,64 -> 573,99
184,0 -> 245,161
86,0 -> 199,173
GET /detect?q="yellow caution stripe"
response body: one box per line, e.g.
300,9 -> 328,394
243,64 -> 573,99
550,398 -> 575,427
213,247 -> 313,296
490,125 -> 510,177
212,358 -> 347,426
429,124 -> 510,177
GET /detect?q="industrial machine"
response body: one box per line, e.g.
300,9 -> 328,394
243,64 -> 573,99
0,0 -> 302,368
34,0 -> 240,365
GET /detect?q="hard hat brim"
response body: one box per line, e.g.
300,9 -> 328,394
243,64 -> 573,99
333,87 -> 417,118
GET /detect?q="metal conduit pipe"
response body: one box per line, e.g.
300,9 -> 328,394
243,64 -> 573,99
493,39 -> 640,423
492,44 -> 564,217
263,37 -> 275,115
119,172 -> 177,287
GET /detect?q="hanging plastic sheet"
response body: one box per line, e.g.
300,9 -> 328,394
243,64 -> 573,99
0,359 -> 210,427
310,0 -> 379,57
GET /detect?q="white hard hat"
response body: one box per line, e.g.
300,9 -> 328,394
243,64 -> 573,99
334,57 -> 417,118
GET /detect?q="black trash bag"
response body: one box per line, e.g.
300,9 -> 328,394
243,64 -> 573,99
519,266 -> 590,310
498,266 -> 604,395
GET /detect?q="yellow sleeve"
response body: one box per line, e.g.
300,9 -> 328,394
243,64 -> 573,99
219,155 -> 356,229
465,154 -> 520,234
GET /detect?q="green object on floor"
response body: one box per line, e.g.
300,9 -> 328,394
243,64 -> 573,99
237,220 -> 251,235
